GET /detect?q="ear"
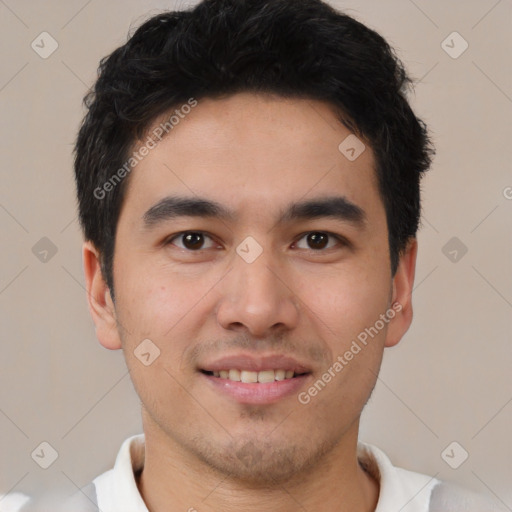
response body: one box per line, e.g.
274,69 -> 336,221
384,238 -> 418,348
82,241 -> 122,350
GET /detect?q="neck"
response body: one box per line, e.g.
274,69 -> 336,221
136,417 -> 379,512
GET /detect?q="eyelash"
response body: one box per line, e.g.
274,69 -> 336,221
164,231 -> 349,252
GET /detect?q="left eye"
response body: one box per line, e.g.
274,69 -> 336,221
294,232 -> 342,251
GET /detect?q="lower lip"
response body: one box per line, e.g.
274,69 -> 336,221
200,372 -> 311,405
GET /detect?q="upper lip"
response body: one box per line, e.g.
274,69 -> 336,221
199,353 -> 312,374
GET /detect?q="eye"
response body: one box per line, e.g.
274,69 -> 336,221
164,230 -> 347,253
166,231 -> 218,251
293,231 -> 345,251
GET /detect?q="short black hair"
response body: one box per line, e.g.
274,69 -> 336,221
74,0 -> 434,296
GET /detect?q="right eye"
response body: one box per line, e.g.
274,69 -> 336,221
165,231 -> 219,251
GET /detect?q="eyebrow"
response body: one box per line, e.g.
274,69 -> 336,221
142,195 -> 367,229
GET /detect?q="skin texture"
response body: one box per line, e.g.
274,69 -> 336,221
83,93 -> 417,512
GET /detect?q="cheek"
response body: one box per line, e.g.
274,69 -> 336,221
314,263 -> 391,404
294,259 -> 391,345
114,260 -> 209,340
298,272 -> 389,419
114,266 -> 225,383
114,274 -> 206,412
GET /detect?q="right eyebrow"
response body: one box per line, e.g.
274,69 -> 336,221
142,196 -> 235,228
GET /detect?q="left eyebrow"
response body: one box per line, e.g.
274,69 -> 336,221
278,196 -> 367,226
142,195 -> 367,229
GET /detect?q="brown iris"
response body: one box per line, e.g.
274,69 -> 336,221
306,232 -> 329,250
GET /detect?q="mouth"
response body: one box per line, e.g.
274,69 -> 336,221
200,368 -> 309,383
198,354 -> 313,404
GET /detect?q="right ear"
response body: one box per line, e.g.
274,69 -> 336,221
82,241 -> 122,350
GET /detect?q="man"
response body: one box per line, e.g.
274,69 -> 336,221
31,0 -> 503,510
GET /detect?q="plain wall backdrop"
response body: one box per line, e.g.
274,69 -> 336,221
0,0 -> 511,506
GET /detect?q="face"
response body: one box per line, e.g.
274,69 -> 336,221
85,93 -> 416,485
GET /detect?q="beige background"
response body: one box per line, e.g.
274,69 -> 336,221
0,0 -> 511,507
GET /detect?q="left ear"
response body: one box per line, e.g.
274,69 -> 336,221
384,238 -> 418,348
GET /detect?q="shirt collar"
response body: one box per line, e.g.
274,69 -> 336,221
100,434 -> 438,512
357,441 -> 439,511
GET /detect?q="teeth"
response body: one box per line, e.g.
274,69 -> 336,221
241,370 -> 258,383
275,369 -> 286,381
257,370 -> 275,383
212,369 -> 297,382
228,369 -> 241,381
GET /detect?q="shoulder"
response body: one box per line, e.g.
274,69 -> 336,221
58,482 -> 101,512
0,492 -> 31,511
429,480 -> 509,512
357,442 -> 506,512
62,434 -> 147,512
45,434 -> 144,512
4,485 -> 100,512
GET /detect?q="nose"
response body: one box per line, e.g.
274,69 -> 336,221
215,248 -> 300,337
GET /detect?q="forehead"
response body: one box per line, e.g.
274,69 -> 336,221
120,93 -> 382,225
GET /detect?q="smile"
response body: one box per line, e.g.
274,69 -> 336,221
202,368 -> 300,383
